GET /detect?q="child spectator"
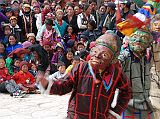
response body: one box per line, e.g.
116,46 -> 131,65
0,43 -> 6,58
42,40 -> 53,61
27,33 -> 36,44
12,61 -> 36,93
11,58 -> 20,74
12,7 -> 23,30
75,41 -> 85,55
81,20 -> 101,50
101,26 -> 107,34
48,61 -> 66,81
65,55 -> 80,73
9,16 -> 23,42
63,25 -> 77,44
2,24 -> 11,44
29,63 -> 37,77
51,42 -> 65,73
0,57 -> 25,97
60,48 -> 74,68
5,34 -> 22,55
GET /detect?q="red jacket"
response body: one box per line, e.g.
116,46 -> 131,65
0,67 -> 11,82
12,71 -> 35,87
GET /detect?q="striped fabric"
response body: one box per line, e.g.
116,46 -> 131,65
122,107 -> 154,119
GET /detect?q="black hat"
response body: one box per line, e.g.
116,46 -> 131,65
5,7 -> 12,12
0,0 -> 6,6
125,1 -> 131,8
107,2 -> 116,10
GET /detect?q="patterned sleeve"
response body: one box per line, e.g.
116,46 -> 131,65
111,68 -> 132,115
49,63 -> 80,95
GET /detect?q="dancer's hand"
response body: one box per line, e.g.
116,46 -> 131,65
36,71 -> 49,89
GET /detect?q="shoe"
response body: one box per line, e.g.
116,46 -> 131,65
12,90 -> 26,98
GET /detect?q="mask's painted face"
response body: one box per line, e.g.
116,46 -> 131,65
129,30 -> 151,52
151,20 -> 160,32
90,45 -> 114,70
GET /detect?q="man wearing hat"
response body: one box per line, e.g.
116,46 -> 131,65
21,3 -> 37,38
103,2 -> 116,31
38,31 -> 131,119
120,1 -> 134,20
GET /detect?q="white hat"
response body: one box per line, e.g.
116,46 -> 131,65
11,0 -> 20,4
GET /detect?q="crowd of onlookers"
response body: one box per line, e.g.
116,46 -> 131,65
0,0 -> 153,97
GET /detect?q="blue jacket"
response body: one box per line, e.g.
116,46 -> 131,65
5,43 -> 22,55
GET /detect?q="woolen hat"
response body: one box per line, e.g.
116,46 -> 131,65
22,41 -> 33,49
20,61 -> 28,69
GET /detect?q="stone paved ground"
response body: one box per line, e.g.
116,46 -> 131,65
0,93 -> 70,119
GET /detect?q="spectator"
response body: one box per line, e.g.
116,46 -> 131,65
81,20 -> 101,50
36,19 -> 59,46
97,4 -> 107,29
65,55 -> 80,73
9,16 -> 23,42
103,2 -> 116,31
10,58 -> 20,74
77,4 -> 95,32
54,9 -> 68,37
12,7 -> 23,29
5,34 -> 22,55
27,33 -> 36,44
5,7 -> 13,21
74,5 -> 81,16
63,4 -> 79,34
0,57 -> 25,97
60,48 -> 74,68
29,63 -> 37,77
41,3 -> 51,24
21,3 -> 37,38
0,43 -> 6,58
2,23 -> 11,44
63,25 -> 77,44
120,1 -> 134,20
12,61 -> 36,93
48,61 -> 66,81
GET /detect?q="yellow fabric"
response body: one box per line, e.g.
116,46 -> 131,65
117,21 -> 136,36
65,65 -> 73,74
